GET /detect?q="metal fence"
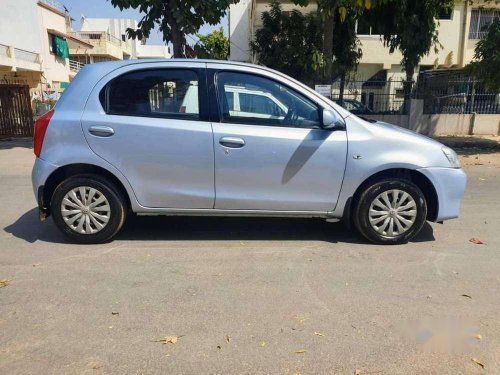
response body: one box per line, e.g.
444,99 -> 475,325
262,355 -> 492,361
326,72 -> 499,115
415,73 -> 500,115
0,82 -> 33,138
330,76 -> 407,114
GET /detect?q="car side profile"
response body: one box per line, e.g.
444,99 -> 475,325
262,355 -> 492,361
32,59 -> 467,245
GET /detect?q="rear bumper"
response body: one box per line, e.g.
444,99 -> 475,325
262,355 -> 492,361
417,167 -> 467,221
32,157 -> 59,218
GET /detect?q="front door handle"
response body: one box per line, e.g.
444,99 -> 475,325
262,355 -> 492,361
89,126 -> 115,137
219,136 -> 245,148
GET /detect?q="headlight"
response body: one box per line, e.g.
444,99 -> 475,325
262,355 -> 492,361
442,146 -> 461,168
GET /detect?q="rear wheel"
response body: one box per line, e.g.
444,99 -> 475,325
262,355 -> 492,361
353,179 -> 427,245
51,175 -> 126,244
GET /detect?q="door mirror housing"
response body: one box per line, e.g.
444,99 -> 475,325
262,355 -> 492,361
322,109 -> 345,130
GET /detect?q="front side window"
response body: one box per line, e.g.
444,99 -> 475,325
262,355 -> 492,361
217,71 -> 321,128
100,69 -> 199,119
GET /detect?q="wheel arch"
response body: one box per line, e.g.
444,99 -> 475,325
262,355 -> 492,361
43,163 -> 132,215
351,168 -> 439,222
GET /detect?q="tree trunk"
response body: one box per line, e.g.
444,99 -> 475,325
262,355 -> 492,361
322,13 -> 335,84
404,66 -> 415,115
339,71 -> 346,105
164,5 -> 185,58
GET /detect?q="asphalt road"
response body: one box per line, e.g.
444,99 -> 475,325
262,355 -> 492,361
1,140 -> 499,374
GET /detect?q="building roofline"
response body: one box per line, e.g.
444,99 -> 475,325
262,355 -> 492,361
47,29 -> 94,49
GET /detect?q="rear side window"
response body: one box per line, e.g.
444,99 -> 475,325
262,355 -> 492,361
99,69 -> 199,119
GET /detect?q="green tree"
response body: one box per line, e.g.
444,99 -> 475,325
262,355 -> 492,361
194,27 -> 229,60
251,1 -> 324,83
465,18 -> 500,92
108,0 -> 239,58
369,0 -> 453,99
294,0 -> 387,82
331,8 -> 362,103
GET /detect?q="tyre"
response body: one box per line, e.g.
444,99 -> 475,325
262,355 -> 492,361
51,174 -> 127,244
353,178 -> 427,245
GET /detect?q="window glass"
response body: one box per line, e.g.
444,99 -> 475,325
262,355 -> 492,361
101,69 -> 199,119
217,72 -> 321,128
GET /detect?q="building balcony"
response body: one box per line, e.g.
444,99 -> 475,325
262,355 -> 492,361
0,43 -> 41,72
69,59 -> 85,74
68,31 -> 131,60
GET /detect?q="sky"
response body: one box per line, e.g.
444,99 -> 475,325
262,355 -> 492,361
62,0 -> 228,45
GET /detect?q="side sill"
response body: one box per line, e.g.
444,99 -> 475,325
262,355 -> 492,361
136,208 -> 331,218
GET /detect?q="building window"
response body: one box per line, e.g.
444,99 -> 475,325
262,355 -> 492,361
355,11 -> 381,36
469,9 -> 500,39
438,7 -> 453,20
121,34 -> 126,42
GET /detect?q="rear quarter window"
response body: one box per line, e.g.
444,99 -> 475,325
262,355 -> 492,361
99,69 -> 199,120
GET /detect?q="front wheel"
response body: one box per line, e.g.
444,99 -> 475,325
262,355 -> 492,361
353,179 -> 427,245
51,175 -> 127,244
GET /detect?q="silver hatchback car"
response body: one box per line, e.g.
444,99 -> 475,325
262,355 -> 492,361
32,59 -> 467,245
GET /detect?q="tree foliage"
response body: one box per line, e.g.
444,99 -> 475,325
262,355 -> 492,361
465,18 -> 500,92
293,0 -> 388,82
251,1 -> 324,83
194,27 -> 229,60
368,0 -> 453,84
108,0 -> 239,58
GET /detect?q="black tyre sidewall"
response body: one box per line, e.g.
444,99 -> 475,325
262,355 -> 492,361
51,175 -> 126,244
354,179 -> 427,245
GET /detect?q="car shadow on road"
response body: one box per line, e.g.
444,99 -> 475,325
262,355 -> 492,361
4,208 -> 435,245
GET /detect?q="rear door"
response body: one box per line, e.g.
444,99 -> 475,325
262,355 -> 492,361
208,65 -> 348,212
81,62 -> 215,209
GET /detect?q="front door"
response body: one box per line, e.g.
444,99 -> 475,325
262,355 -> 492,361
211,69 -> 348,212
81,65 -> 215,209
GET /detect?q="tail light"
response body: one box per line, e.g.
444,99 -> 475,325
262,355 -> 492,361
33,109 -> 54,157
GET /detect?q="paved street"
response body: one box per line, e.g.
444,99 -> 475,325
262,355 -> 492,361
1,139 -> 499,374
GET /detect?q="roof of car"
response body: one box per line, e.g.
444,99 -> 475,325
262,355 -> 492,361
89,58 -> 273,71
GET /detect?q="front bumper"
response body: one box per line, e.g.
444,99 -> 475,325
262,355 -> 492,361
417,167 -> 467,221
32,157 -> 59,219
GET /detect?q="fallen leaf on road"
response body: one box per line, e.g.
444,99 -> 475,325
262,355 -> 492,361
478,178 -> 486,181
461,294 -> 472,299
314,332 -> 324,337
92,362 -> 101,369
154,336 -> 180,344
474,334 -> 482,340
217,345 -> 221,350
260,341 -> 267,347
111,312 -> 119,315
471,358 -> 484,368
225,335 -> 231,343
295,349 -> 307,353
470,238 -> 486,245
0,279 -> 10,288
355,370 -> 362,375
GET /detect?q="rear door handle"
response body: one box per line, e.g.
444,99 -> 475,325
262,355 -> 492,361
89,126 -> 114,137
219,137 -> 245,148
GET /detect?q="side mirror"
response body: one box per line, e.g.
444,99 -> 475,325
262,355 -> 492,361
322,109 -> 345,130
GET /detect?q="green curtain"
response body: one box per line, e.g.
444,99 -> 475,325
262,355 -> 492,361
52,35 -> 69,59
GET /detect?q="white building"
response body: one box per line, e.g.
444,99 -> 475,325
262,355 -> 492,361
70,18 -> 171,64
0,0 -> 92,95
229,0 -> 500,80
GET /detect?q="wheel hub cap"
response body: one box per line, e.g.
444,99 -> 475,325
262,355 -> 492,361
61,186 -> 111,234
368,189 -> 417,238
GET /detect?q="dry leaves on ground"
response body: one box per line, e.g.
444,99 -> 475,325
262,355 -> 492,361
471,358 -> 484,369
0,279 -> 10,288
295,349 -> 307,354
154,335 -> 180,344
461,294 -> 472,299
314,332 -> 324,337
470,238 -> 486,245
225,335 -> 231,343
